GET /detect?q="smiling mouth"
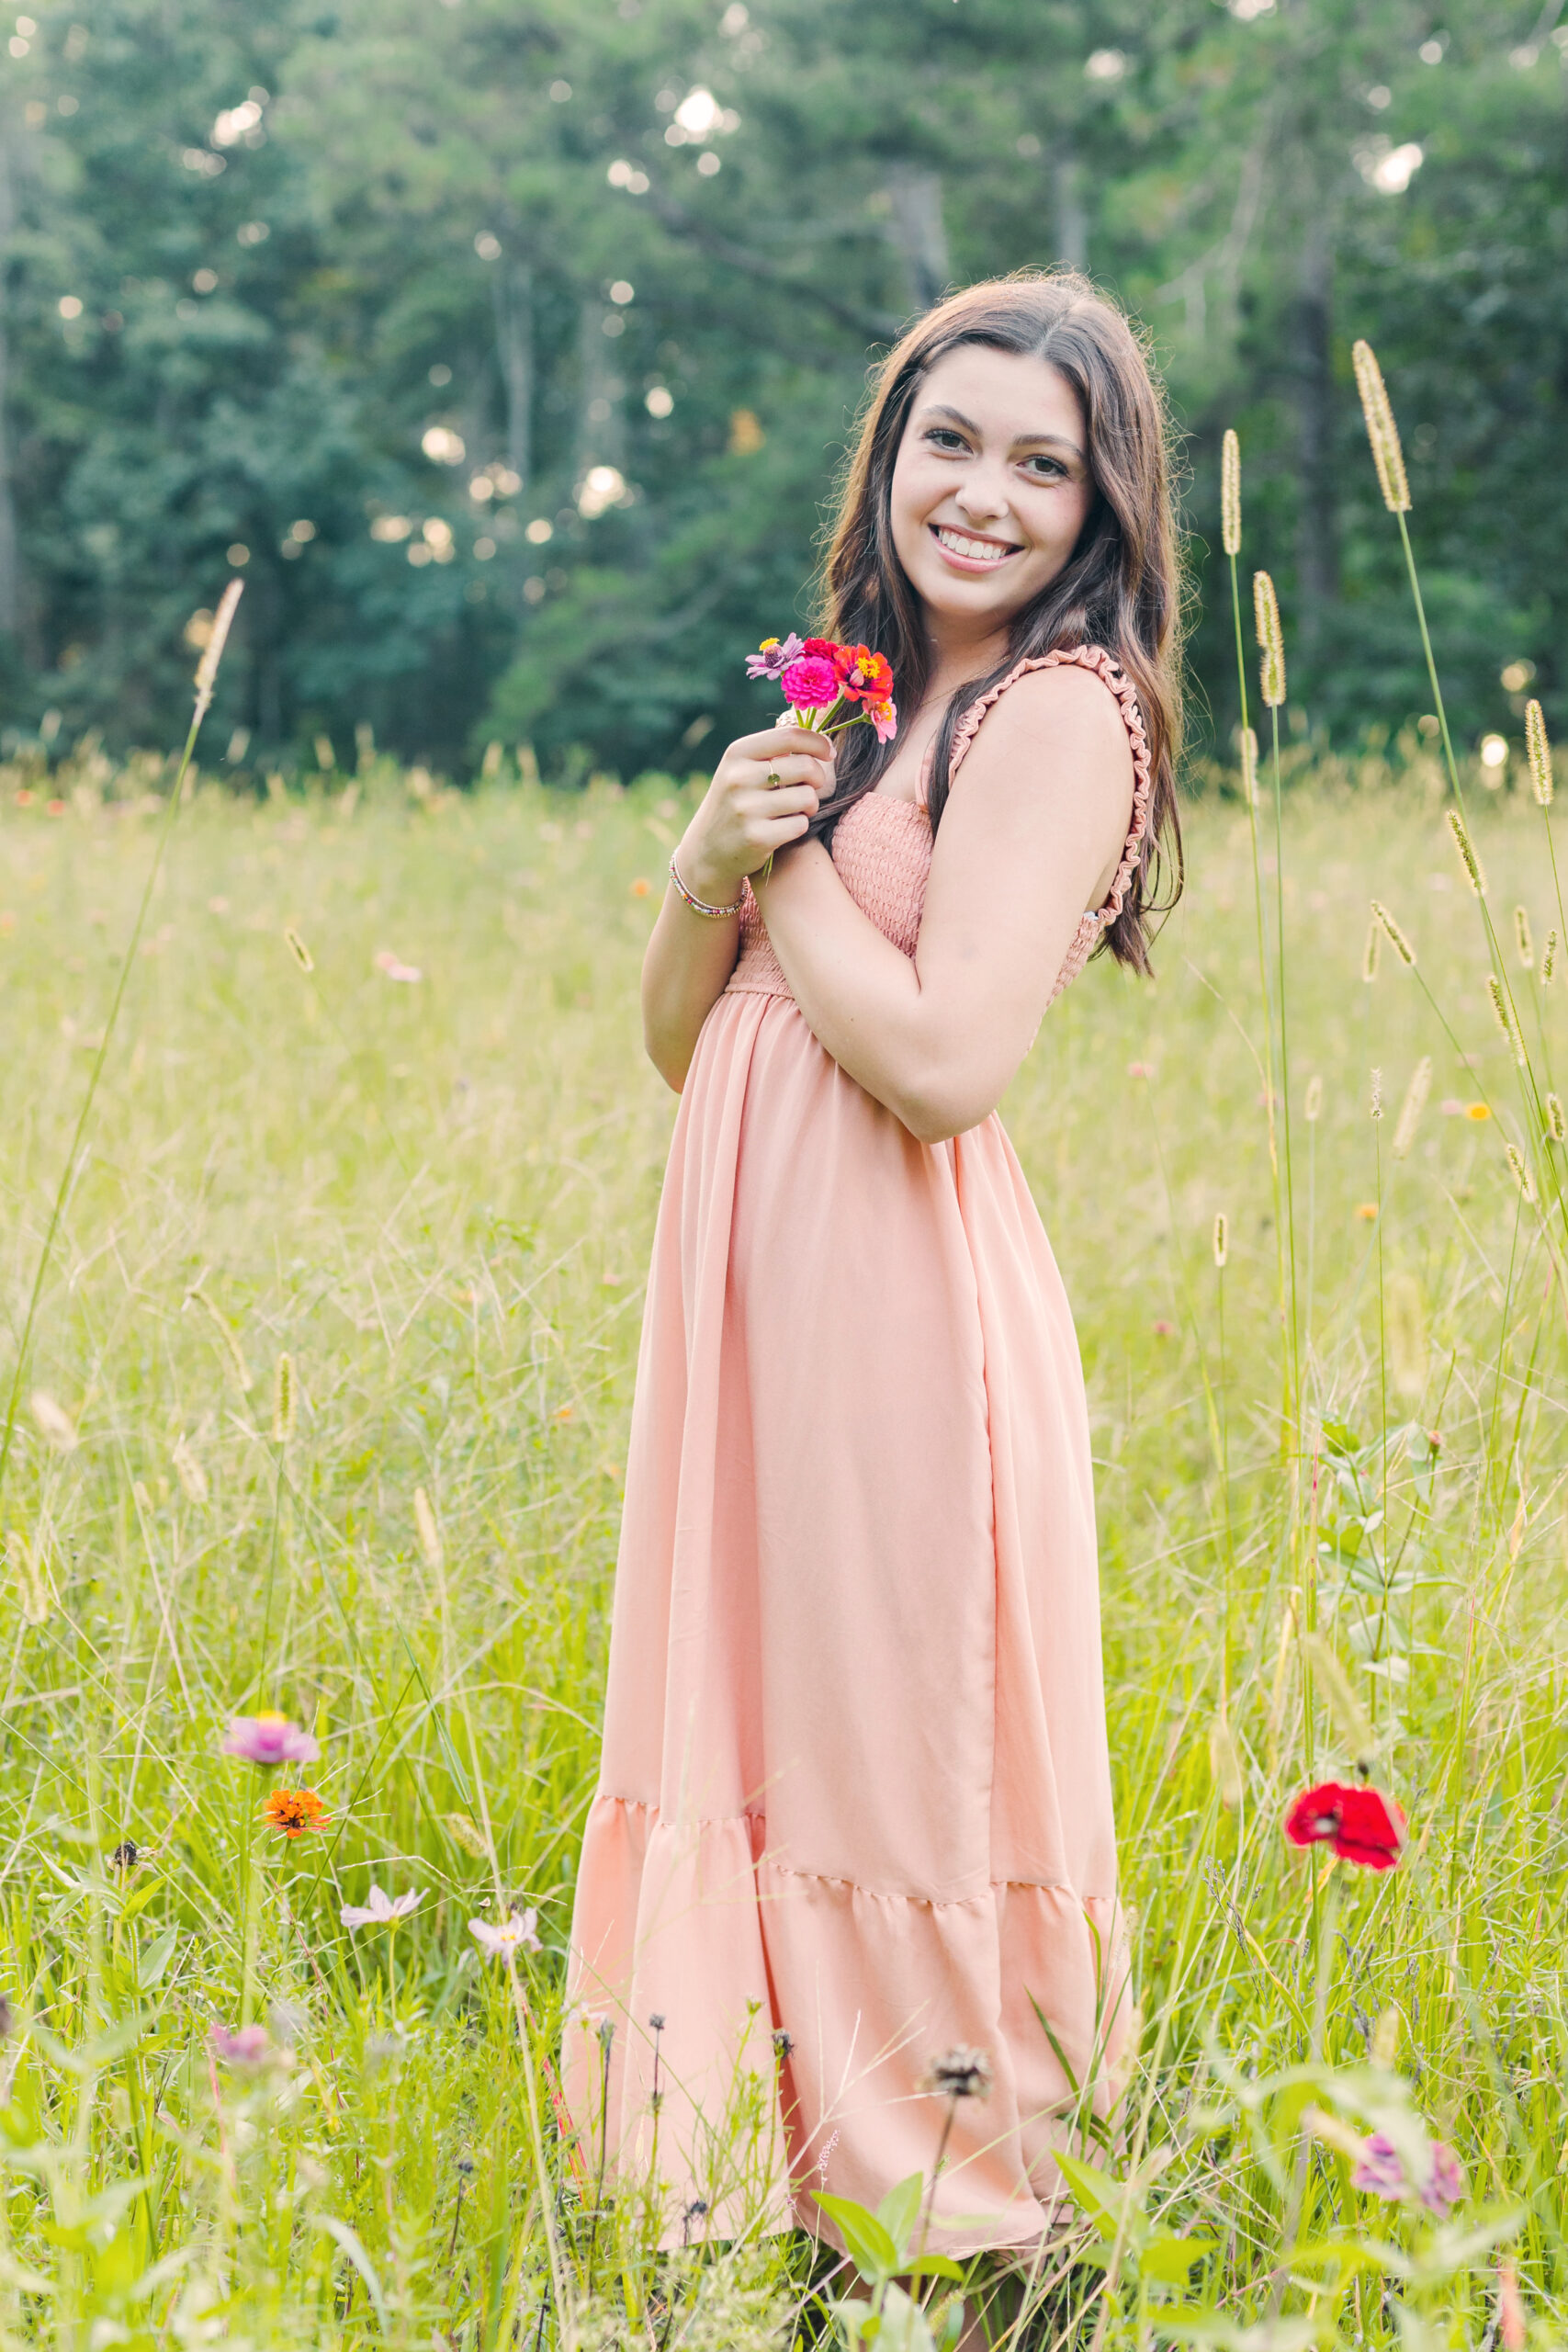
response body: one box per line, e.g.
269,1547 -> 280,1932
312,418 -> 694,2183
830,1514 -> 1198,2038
931,524 -> 1021,566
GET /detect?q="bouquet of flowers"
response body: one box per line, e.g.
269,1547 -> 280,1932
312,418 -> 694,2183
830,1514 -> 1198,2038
746,634 -> 897,745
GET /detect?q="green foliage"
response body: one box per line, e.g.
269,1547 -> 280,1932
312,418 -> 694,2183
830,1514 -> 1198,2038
1,0 -> 1564,768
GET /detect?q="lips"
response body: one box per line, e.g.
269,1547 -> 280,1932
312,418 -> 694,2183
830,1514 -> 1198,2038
931,524 -> 1021,566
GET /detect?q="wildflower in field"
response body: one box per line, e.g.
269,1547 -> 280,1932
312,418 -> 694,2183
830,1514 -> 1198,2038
1446,808 -> 1486,897
745,633 -> 806,681
374,948 -> 423,982
1221,428 -> 1241,556
210,2021 -> 273,2067
261,1786 -> 330,1838
1127,1060 -> 1155,1079
1525,699 -> 1553,807
920,2047 -> 994,2102
46,798 -> 64,818
1355,1204 -> 1378,1222
1439,1099 -> 1464,1115
468,1909 -> 541,1957
1466,1102 -> 1491,1122
341,1884 -> 421,1928
1351,2131 -> 1465,2217
1253,571 -> 1286,707
630,876 -> 651,897
1498,2258 -> 1528,2352
1284,1781 -> 1404,1871
1153,1318 -> 1174,1336
223,1712 -> 320,1766
14,788 -> 32,807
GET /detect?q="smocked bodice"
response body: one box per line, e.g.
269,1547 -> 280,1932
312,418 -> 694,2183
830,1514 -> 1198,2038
722,642 -> 1152,1012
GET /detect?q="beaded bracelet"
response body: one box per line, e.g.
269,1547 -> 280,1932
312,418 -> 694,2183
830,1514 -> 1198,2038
669,851 -> 742,921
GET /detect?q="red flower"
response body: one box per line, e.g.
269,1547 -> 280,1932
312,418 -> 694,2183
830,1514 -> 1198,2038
835,645 -> 895,705
802,638 -> 841,662
1283,1781 -> 1404,1871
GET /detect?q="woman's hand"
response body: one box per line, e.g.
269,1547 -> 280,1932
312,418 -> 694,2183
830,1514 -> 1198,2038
674,726 -> 837,904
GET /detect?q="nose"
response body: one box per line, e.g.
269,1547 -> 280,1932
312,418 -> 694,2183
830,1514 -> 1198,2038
952,460 -> 1014,530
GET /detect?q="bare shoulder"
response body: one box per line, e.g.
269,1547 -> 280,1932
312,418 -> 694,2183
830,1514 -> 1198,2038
958,662 -> 1135,807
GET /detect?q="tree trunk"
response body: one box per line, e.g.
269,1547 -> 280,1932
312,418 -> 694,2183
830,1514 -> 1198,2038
492,254 -> 532,490
0,111 -> 22,637
883,164 -> 948,312
1291,216 -> 1337,652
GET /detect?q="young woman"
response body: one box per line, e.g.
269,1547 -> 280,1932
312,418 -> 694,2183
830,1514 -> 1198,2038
565,271 -> 1182,2258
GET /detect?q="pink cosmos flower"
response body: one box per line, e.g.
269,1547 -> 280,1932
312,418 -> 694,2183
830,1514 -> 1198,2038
780,655 -> 840,711
468,1909 -> 541,1958
210,2021 -> 273,2066
375,949 -> 423,983
745,633 -> 806,681
1352,2131 -> 1466,2217
341,1884 -> 421,1929
221,1712 -> 320,1766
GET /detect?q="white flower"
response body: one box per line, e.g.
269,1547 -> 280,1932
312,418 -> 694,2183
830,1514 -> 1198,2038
340,1884 -> 421,1928
468,1909 -> 540,1957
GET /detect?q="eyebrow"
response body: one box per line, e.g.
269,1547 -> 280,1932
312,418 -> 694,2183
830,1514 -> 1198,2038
919,401 -> 1085,461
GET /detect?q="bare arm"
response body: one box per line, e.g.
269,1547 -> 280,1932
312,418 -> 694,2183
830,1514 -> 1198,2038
640,723 -> 837,1091
750,666 -> 1134,1144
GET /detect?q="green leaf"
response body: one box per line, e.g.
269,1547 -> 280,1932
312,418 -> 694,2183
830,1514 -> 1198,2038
876,2172 -> 924,2262
136,1927 -> 179,1989
1139,2230 -> 1216,2285
903,2256 -> 964,2285
1055,2151 -> 1141,2246
817,2193 -> 901,2287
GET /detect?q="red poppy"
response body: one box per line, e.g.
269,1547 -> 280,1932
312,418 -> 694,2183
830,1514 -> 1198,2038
1284,1781 -> 1404,1871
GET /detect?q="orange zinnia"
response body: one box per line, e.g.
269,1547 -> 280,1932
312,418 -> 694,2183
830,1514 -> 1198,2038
261,1786 -> 330,1838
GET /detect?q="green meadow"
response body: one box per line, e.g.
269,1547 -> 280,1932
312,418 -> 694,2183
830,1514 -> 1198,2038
0,740 -> 1562,2347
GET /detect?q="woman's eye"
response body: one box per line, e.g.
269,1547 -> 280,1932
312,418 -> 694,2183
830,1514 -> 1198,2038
926,428 -> 968,452
1023,456 -> 1066,479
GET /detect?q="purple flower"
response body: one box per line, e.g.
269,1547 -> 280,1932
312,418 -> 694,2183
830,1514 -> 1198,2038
210,2022 -> 273,2067
221,1712 -> 320,1767
468,1909 -> 540,1958
745,633 -> 805,682
1352,2131 -> 1467,2218
341,1884 -> 421,1929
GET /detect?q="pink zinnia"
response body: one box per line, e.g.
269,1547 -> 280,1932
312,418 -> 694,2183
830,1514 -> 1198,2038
869,697 -> 897,744
780,655 -> 840,711
221,1711 -> 320,1767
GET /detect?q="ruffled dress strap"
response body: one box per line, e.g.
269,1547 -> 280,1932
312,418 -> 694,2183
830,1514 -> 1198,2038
947,643 -> 1154,1004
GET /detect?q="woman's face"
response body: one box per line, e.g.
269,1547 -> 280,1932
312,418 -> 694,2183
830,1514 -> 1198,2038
888,344 -> 1094,653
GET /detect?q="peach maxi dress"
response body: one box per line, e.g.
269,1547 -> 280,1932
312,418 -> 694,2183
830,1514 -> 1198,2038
565,646 -> 1149,2253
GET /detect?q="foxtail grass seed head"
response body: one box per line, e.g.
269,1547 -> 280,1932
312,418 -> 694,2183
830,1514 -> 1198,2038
285,928 -> 314,974
1371,899 -> 1416,967
1393,1057 -> 1432,1159
1221,428 -> 1242,557
1543,927 -> 1559,985
1352,338 -> 1411,514
1525,698 -> 1553,806
1548,1092 -> 1565,1144
1506,1144 -> 1537,1203
193,578 -> 244,722
1239,725 -> 1258,807
1363,921 -> 1381,983
187,1285 -> 253,1391
1253,571 -> 1286,707
1445,807 -> 1486,897
1486,974 -> 1529,1066
1304,1073 -> 1324,1122
1514,906 -> 1534,969
413,1485 -> 444,1570
1213,1212 -> 1228,1268
271,1351 -> 297,1445
172,1436 -> 209,1504
1370,1067 -> 1384,1121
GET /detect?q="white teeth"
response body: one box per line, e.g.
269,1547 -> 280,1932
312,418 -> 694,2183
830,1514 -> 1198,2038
936,526 -> 1016,563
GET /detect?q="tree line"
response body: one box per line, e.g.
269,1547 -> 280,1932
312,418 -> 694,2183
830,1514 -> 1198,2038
0,0 -> 1562,778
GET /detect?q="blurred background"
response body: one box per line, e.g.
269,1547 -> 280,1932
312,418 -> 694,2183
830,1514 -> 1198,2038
0,0 -> 1561,780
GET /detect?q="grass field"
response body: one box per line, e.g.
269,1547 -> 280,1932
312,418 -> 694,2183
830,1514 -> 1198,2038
0,740 -> 1563,2349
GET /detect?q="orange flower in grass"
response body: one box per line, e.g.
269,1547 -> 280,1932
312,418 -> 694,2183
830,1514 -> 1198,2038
261,1786 -> 330,1838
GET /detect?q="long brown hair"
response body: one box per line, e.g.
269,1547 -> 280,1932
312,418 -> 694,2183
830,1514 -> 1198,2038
814,269 -> 1184,972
